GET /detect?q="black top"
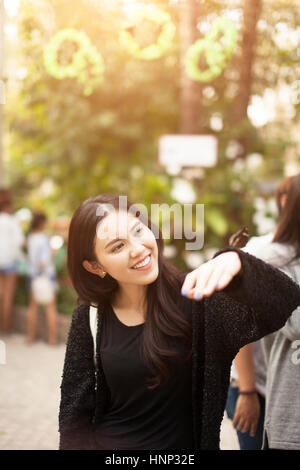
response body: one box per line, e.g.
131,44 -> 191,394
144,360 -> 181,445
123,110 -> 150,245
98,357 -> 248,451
59,247 -> 300,450
94,303 -> 194,450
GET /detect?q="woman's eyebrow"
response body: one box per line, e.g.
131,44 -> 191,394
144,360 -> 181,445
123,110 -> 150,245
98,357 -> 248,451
104,220 -> 141,249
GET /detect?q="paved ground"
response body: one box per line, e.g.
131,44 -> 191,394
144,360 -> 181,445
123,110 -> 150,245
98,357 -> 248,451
0,333 -> 239,450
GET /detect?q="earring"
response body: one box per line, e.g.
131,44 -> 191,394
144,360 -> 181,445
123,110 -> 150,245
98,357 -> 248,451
100,271 -> 107,278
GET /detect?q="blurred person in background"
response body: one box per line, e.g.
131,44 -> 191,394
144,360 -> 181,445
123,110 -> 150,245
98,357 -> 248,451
260,174 -> 300,450
26,211 -> 59,345
0,188 -> 25,333
226,174 -> 300,450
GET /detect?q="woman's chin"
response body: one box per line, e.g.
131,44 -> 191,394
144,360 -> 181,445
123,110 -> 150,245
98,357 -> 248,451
129,263 -> 159,284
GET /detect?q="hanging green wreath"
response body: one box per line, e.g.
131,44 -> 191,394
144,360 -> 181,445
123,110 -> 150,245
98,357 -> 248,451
119,7 -> 176,60
206,16 -> 237,59
44,28 -> 105,95
186,16 -> 237,83
185,39 -> 226,82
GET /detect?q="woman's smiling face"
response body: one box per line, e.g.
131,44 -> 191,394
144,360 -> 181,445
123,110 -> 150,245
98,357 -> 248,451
94,210 -> 159,286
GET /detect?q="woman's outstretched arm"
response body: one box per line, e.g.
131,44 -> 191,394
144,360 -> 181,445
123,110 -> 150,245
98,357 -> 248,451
58,303 -> 96,450
181,248 -> 300,354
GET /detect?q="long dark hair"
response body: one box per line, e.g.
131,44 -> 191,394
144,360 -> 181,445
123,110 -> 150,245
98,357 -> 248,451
273,174 -> 300,266
67,194 -> 192,389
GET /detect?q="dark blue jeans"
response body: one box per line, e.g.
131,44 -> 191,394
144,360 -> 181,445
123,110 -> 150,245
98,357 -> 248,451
225,385 -> 265,450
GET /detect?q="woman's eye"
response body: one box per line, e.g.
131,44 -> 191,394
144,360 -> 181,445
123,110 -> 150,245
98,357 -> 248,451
111,226 -> 143,252
112,243 -> 124,253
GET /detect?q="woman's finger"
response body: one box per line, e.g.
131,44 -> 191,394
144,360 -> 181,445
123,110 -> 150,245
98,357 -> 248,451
236,418 -> 246,432
181,271 -> 198,298
181,263 -> 213,299
232,412 -> 240,428
198,265 -> 228,298
191,263 -> 216,299
240,420 -> 250,434
250,421 -> 258,437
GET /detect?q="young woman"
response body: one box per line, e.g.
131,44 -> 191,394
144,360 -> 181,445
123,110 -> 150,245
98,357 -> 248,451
0,188 -> 25,333
26,211 -> 59,345
59,194 -> 300,450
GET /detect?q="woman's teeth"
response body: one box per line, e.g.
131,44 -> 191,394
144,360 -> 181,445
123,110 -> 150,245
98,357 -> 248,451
132,255 -> 151,269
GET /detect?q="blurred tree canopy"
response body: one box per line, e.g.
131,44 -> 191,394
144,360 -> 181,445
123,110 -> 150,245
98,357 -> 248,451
5,0 -> 300,269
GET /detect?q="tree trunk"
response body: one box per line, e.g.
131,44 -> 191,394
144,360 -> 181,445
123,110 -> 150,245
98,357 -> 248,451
234,0 -> 262,123
233,0 -> 262,158
179,0 -> 203,134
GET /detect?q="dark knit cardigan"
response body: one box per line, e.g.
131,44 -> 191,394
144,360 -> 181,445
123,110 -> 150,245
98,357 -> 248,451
58,248 -> 300,450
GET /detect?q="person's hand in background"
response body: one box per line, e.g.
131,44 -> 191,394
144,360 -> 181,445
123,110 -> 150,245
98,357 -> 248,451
233,393 -> 260,437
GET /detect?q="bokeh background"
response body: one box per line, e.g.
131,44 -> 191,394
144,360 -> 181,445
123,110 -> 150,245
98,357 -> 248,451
2,1 -> 300,311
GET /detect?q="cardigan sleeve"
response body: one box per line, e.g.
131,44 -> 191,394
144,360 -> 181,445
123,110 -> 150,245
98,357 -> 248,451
58,303 -> 96,450
208,247 -> 300,356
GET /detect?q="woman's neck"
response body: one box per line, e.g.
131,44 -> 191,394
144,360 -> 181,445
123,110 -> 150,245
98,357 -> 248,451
112,285 -> 147,314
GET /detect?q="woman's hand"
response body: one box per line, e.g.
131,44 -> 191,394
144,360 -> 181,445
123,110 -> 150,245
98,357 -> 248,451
181,251 -> 242,300
232,393 -> 260,437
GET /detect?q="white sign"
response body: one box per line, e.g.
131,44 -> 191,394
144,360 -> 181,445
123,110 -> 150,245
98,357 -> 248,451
159,135 -> 218,171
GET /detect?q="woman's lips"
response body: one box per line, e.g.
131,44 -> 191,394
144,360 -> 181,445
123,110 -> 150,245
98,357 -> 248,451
131,254 -> 152,271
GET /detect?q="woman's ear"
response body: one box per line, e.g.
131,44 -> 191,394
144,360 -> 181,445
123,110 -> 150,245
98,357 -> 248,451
280,193 -> 287,209
82,260 -> 102,276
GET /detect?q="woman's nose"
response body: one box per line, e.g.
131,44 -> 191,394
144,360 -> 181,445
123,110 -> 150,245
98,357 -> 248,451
129,241 -> 145,257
